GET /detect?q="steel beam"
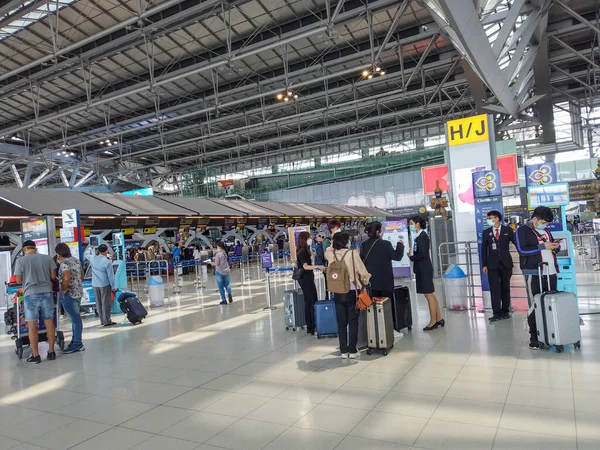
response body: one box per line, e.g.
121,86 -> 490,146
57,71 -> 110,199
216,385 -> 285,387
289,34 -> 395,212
0,0 -> 401,138
533,32 -> 555,143
373,0 -> 410,63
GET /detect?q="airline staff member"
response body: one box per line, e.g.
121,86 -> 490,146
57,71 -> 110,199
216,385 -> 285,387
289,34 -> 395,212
481,210 -> 516,322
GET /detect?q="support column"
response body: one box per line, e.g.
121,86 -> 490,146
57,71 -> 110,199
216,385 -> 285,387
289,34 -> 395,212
446,114 -> 497,244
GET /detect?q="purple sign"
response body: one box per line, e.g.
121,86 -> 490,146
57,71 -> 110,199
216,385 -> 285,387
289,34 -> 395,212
261,252 -> 273,269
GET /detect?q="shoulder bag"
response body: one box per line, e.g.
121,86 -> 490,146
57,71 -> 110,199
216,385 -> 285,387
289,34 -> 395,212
352,250 -> 372,310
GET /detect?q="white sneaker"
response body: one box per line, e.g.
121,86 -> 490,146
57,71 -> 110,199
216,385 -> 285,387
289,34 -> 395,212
341,353 -> 349,359
348,352 -> 360,359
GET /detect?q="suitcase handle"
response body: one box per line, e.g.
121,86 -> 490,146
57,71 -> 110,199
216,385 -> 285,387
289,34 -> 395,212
537,262 -> 551,292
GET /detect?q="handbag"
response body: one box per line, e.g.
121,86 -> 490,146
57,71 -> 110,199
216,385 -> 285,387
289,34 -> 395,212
352,251 -> 372,310
292,267 -> 304,281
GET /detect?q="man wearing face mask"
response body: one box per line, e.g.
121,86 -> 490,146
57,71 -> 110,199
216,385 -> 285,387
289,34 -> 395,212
516,206 -> 561,350
481,210 -> 516,322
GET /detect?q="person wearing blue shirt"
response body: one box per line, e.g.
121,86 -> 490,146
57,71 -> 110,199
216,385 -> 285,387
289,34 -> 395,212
172,243 -> 181,261
89,244 -> 116,327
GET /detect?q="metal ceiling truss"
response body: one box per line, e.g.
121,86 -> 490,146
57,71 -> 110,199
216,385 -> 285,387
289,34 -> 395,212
0,0 -> 598,189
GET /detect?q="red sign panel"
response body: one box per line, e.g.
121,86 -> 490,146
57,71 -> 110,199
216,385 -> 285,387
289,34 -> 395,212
422,154 -> 518,195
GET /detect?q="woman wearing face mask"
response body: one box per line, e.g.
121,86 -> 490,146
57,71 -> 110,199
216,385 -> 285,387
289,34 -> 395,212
296,231 -> 325,335
408,216 -> 443,331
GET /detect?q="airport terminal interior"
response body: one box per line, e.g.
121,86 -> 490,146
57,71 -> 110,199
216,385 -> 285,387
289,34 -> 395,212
1,0 -> 600,449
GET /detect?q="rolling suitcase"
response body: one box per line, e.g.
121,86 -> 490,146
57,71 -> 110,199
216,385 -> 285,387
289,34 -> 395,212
118,291 -> 148,325
392,285 -> 413,332
533,263 -> 581,353
357,309 -> 368,350
366,297 -> 395,356
284,289 -> 306,331
315,299 -> 338,339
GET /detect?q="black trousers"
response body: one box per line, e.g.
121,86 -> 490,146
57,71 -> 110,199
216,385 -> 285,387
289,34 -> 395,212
525,274 -> 557,343
334,291 -> 359,354
298,277 -> 317,333
488,266 -> 512,315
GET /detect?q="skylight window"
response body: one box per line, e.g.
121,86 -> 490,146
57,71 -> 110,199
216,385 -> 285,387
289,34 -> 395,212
0,0 -> 78,41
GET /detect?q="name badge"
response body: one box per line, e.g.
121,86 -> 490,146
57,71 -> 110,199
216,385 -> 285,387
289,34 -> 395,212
492,242 -> 497,251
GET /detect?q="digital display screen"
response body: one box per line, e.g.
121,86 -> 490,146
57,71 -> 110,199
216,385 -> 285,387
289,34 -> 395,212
528,183 -> 570,207
555,237 -> 569,258
21,218 -> 50,255
89,236 -> 99,247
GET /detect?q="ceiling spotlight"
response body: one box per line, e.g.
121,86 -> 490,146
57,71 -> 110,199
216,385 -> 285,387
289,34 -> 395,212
107,142 -> 112,146
56,152 -> 61,156
287,91 -> 292,96
284,97 -> 289,102
294,94 -> 299,99
362,70 -> 369,77
380,71 -> 385,76
113,141 -> 118,145
368,74 -> 373,79
276,94 -> 283,100
375,67 -> 381,72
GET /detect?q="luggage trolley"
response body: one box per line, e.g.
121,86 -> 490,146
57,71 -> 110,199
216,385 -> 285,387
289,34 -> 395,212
7,288 -> 65,360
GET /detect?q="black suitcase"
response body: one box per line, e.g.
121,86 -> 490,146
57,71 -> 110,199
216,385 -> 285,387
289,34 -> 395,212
118,292 -> 148,324
392,286 -> 412,332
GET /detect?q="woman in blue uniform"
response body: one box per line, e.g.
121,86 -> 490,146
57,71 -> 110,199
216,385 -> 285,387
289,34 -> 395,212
408,216 -> 444,331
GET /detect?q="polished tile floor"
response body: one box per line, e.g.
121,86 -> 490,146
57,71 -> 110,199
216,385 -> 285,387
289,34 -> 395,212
1,269 -> 599,450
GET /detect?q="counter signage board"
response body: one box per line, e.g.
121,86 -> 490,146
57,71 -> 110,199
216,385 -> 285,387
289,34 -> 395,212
525,162 -> 556,187
288,226 -> 310,260
447,114 -> 489,147
261,252 -> 273,269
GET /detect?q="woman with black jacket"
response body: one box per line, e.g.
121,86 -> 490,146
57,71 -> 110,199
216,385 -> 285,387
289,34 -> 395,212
408,216 -> 443,331
360,222 -> 404,299
296,231 -> 325,335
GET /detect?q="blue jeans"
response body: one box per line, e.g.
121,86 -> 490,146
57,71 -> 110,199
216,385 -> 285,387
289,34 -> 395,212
23,292 -> 55,322
215,272 -> 232,303
61,294 -> 83,344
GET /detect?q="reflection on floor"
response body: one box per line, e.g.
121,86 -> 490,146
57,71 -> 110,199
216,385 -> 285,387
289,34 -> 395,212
1,269 -> 599,450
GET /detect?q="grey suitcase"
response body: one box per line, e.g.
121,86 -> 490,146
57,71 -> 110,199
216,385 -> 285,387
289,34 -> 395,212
357,309 -> 368,350
366,297 -> 395,356
284,289 -> 306,331
533,263 -> 581,352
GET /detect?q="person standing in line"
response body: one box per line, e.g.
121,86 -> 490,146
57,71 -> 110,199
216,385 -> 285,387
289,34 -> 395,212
15,240 -> 58,364
55,243 -> 85,354
322,219 -> 342,255
296,232 -> 325,335
360,221 -> 404,299
515,206 -> 561,350
482,210 -> 516,322
408,216 -> 443,331
211,241 -> 233,305
172,242 -> 181,262
325,232 -> 371,358
89,244 -> 116,327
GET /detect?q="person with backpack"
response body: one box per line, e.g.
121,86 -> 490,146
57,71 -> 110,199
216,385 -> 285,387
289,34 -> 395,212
325,232 -> 371,359
296,231 -> 325,335
360,221 -> 404,300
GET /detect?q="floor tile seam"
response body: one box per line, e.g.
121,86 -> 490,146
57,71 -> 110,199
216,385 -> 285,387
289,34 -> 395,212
215,416 -> 291,450
490,360 -> 518,450
25,416 -> 112,448
497,421 -> 578,440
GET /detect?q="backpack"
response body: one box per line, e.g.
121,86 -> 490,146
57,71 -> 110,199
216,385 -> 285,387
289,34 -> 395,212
327,250 -> 350,294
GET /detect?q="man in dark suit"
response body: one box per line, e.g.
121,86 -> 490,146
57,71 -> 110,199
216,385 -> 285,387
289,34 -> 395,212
482,210 -> 516,322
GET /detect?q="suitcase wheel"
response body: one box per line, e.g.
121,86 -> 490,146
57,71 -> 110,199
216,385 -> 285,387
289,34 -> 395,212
382,350 -> 388,356
292,327 -> 296,332
285,327 -> 289,331
366,349 -> 373,355
555,345 -> 564,353
575,341 -> 581,349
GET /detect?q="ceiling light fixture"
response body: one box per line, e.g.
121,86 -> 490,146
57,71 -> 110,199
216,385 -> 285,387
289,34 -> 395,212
362,65 -> 386,79
277,89 -> 300,102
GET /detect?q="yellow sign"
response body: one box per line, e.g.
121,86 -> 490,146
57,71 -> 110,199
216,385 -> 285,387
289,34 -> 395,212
84,228 -> 91,237
143,227 -> 157,235
447,114 -> 489,146
120,227 -> 135,235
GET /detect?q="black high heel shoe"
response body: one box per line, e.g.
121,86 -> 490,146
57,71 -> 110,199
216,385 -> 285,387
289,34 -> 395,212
436,319 -> 445,328
423,323 -> 439,331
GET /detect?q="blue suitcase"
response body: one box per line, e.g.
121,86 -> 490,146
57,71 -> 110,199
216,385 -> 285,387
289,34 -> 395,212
315,299 -> 338,339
